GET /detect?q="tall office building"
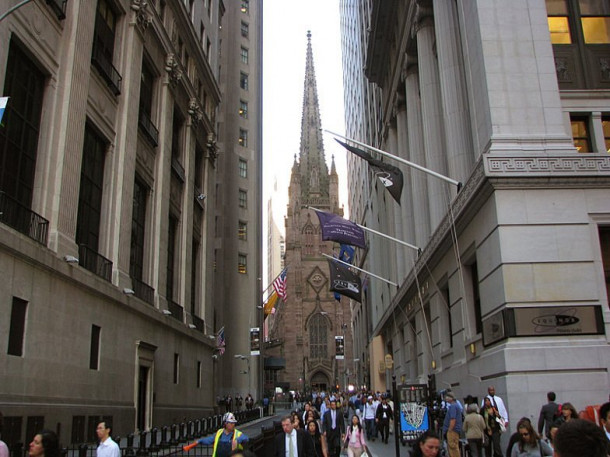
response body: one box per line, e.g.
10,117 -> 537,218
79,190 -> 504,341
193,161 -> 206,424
340,0 -> 610,419
211,0 -> 263,400
0,0 -> 260,445
265,33 -> 353,393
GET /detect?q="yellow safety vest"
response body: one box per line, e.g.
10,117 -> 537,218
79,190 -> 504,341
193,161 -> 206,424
212,428 -> 243,457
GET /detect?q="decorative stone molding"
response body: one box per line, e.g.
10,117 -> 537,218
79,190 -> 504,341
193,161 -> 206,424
188,98 -> 203,123
205,132 -> 218,163
165,53 -> 182,87
485,154 -> 610,176
131,0 -> 152,32
555,57 -> 570,82
600,58 -> 610,82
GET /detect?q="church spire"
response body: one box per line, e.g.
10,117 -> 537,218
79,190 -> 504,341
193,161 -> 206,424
299,31 -> 329,198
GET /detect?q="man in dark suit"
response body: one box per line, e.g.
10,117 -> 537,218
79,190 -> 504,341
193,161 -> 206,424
275,415 -> 314,457
537,391 -> 559,439
322,400 -> 345,457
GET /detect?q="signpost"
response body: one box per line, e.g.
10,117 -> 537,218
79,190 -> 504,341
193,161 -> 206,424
397,383 -> 430,444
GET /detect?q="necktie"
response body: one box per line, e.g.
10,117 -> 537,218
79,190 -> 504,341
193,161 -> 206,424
288,433 -> 295,457
332,411 -> 336,429
491,396 -> 498,410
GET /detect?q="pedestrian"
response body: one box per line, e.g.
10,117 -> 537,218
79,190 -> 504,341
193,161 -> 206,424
0,413 -> 9,457
245,393 -> 254,410
96,421 -> 120,457
482,396 -> 503,457
375,395 -> 392,444
322,400 -> 345,457
510,419 -> 553,457
536,392 -> 559,439
197,412 -> 249,457
553,419 -> 609,457
362,396 -> 377,441
553,402 -> 577,427
463,403 -> 487,457
600,402 -> 610,441
481,386 -> 508,430
506,417 -> 531,457
274,414 -> 314,457
28,430 -> 59,457
411,432 -> 442,457
305,419 -> 328,457
442,391 -> 463,457
344,414 -> 368,457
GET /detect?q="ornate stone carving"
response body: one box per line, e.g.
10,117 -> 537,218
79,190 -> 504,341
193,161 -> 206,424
205,132 -> 218,163
188,98 -> 203,123
131,0 -> 152,32
600,58 -> 610,82
485,155 -> 610,175
554,57 -> 570,82
165,53 -> 182,86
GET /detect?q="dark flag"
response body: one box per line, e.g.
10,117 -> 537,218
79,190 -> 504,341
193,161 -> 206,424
334,244 -> 355,302
327,258 -> 362,303
335,139 -> 403,204
314,209 -> 366,249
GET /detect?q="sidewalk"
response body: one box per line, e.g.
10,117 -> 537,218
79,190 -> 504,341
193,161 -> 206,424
364,432 -> 411,457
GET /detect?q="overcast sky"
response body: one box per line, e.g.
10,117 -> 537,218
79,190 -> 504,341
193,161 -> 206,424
262,0 -> 348,262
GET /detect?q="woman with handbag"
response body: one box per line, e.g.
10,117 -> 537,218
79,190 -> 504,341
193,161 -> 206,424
482,397 -> 502,457
345,415 -> 369,457
464,403 -> 487,457
510,419 -> 553,457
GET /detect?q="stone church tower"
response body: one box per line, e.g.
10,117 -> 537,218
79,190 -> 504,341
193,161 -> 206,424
267,32 -> 353,393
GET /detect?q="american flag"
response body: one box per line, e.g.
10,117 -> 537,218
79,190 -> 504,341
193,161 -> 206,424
216,327 -> 225,355
272,268 -> 288,300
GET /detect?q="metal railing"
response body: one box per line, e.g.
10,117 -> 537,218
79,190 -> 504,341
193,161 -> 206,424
91,44 -> 122,96
138,110 -> 159,147
167,300 -> 184,322
131,277 -> 154,306
78,244 -> 112,282
0,191 -> 49,245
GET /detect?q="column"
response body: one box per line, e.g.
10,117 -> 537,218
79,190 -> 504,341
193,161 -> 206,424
405,59 -> 430,249
415,8 -> 449,231
433,0 -> 473,184
387,123 -> 406,281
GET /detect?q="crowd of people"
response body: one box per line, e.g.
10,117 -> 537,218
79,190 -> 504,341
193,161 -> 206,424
217,394 -> 256,412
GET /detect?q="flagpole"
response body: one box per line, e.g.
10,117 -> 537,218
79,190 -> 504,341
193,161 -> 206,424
323,129 -> 461,188
321,253 -> 398,287
306,205 -> 421,253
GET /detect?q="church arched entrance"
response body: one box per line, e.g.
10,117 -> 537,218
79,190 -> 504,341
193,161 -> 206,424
310,371 -> 330,392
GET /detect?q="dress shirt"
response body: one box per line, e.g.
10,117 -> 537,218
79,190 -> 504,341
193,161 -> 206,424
285,430 -> 297,457
97,437 -> 120,457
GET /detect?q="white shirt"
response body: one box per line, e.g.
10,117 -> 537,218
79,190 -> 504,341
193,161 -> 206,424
97,437 -> 120,457
364,402 -> 377,419
482,395 -> 509,424
284,430 -> 298,457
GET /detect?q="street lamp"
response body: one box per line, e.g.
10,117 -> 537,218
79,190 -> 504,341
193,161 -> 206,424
234,354 -> 251,398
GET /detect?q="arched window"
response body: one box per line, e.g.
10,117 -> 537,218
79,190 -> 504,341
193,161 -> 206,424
310,314 -> 328,359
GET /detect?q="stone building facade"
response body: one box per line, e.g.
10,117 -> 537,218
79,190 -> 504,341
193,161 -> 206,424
0,0 -> 260,447
266,33 -> 353,394
340,0 -> 610,427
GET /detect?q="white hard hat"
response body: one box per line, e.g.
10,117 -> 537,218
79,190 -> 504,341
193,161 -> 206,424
223,412 -> 237,423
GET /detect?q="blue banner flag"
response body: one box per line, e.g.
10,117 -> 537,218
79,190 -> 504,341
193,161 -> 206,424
314,209 -> 366,249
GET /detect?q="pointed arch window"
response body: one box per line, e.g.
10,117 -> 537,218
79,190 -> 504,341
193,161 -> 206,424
310,314 -> 328,359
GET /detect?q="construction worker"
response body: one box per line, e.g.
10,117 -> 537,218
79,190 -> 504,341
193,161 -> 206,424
197,412 -> 249,457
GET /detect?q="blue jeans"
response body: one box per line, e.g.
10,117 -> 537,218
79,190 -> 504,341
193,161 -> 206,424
365,418 -> 376,440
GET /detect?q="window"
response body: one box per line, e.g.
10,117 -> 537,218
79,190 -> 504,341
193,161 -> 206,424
240,47 -> 249,64
191,239 -> 199,315
173,353 -> 179,384
239,100 -> 248,118
241,21 -> 249,38
238,253 -> 247,274
240,72 -> 249,90
602,115 -> 610,152
309,314 -> 328,359
570,115 -> 592,152
239,189 -> 247,208
139,60 -> 158,145
441,286 -> 453,349
130,177 -> 148,281
197,361 -> 202,388
89,325 -> 101,370
167,215 -> 178,301
546,0 -> 610,89
92,0 -> 121,94
239,158 -> 248,178
8,297 -> 27,356
303,225 -> 315,256
76,124 -> 107,252
0,41 -> 45,208
238,221 -> 247,240
469,262 -> 483,335
241,0 -> 249,13
239,129 -> 248,147
599,226 -> 610,306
